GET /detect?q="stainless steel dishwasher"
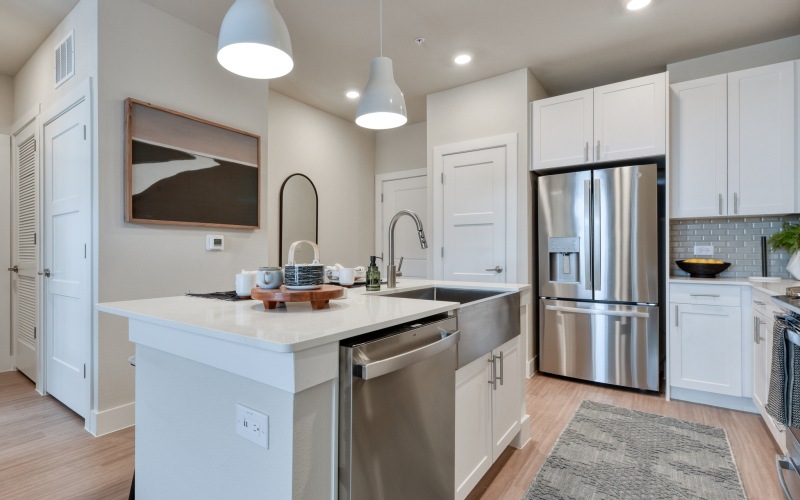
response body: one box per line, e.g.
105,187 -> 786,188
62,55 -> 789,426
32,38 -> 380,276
338,313 -> 460,500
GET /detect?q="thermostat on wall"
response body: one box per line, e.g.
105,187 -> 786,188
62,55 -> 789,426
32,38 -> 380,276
206,234 -> 224,251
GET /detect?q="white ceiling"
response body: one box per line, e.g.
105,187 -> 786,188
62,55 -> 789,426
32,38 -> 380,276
2,0 -> 800,124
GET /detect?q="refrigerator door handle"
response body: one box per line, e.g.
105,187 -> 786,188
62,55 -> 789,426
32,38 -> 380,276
584,179 -> 592,290
545,305 -> 650,319
593,179 -> 601,292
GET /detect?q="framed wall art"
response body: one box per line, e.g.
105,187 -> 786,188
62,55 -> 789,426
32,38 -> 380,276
125,98 -> 260,229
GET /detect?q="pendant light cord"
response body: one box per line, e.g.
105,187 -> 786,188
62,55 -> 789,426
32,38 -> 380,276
379,0 -> 383,57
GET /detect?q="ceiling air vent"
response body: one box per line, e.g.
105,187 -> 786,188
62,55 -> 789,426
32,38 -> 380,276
54,31 -> 75,88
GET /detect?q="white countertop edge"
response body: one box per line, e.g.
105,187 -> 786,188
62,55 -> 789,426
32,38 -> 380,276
668,276 -> 800,296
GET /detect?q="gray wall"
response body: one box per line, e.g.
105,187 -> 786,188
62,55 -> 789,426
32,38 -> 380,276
0,76 -> 13,134
376,122 -> 426,175
667,35 -> 800,84
670,215 -> 800,279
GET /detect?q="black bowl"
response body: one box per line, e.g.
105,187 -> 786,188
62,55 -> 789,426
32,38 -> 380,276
675,260 -> 731,278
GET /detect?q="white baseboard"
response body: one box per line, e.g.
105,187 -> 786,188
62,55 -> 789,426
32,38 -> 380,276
87,402 -> 135,436
526,355 -> 537,378
669,386 -> 758,414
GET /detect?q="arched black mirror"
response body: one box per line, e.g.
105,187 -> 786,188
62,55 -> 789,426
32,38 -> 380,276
279,174 -> 319,266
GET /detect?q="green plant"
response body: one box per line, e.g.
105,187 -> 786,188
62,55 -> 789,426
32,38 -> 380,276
769,222 -> 800,254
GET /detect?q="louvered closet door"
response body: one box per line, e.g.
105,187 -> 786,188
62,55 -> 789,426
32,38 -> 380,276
12,120 -> 39,383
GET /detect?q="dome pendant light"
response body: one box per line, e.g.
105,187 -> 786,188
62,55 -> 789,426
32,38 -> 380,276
355,0 -> 407,129
217,0 -> 293,79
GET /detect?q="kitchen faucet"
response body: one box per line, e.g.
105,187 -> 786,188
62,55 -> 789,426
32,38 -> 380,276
387,209 -> 427,288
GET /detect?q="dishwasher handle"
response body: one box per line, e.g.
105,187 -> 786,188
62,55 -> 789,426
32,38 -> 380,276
354,330 -> 461,380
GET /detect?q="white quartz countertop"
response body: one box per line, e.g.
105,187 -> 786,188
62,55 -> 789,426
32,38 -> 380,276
669,276 -> 800,296
97,279 -> 530,353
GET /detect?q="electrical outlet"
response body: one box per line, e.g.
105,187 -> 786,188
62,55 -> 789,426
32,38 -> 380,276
694,245 -> 714,256
236,404 -> 268,448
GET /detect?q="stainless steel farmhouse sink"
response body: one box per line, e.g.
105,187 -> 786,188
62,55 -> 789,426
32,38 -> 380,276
379,287 -> 520,368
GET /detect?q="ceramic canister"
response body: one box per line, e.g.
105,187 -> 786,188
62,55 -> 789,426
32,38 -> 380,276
284,240 -> 324,289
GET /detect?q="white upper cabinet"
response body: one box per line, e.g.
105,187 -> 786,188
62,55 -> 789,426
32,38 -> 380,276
728,61 -> 796,216
670,75 -> 728,218
594,73 -> 667,162
670,60 -> 797,218
531,73 -> 666,171
531,89 -> 594,170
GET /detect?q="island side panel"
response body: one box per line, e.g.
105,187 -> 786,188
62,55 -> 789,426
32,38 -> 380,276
135,345 -> 335,499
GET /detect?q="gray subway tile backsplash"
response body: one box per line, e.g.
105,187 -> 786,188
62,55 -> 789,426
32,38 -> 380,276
669,215 -> 800,279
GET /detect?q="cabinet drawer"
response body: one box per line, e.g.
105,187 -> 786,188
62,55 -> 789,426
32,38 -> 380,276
752,289 -> 780,317
670,283 -> 741,306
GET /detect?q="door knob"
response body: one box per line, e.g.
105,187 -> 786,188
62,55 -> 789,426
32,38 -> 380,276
486,266 -> 503,273
7,265 -> 18,273
38,269 -> 51,277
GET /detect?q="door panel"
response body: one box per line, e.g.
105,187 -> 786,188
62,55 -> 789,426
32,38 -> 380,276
540,300 -> 660,391
593,164 -> 658,304
537,170 -> 592,300
454,355 -> 492,500
491,337 -> 520,460
43,97 -> 91,418
380,175 -> 428,278
12,120 -> 39,382
443,148 -> 506,282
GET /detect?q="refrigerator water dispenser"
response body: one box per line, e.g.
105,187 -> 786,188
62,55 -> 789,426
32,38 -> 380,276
548,237 -> 580,283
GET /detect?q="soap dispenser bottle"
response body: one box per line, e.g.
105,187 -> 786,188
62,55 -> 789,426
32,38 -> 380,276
366,256 -> 381,291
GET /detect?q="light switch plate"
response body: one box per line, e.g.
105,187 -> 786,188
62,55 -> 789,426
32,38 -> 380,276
236,404 -> 268,448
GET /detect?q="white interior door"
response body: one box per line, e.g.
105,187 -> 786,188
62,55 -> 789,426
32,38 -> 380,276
442,147 -> 506,282
43,95 -> 91,418
380,173 -> 428,278
11,119 -> 39,383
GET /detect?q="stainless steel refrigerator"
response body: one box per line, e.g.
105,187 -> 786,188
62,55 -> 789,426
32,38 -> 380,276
537,164 -> 660,391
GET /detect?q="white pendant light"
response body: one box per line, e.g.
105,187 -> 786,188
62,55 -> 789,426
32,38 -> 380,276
217,0 -> 293,79
355,0 -> 407,130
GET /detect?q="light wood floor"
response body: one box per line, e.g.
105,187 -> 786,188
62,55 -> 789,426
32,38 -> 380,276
0,370 -> 783,499
467,373 -> 784,499
0,371 -> 134,499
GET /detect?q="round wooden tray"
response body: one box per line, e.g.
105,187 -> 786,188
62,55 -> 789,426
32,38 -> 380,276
251,284 -> 344,310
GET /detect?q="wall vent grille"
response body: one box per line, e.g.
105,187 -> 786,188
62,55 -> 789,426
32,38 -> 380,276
54,30 -> 75,88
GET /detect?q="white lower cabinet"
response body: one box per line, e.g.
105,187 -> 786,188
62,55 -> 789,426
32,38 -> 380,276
669,283 -> 744,398
455,336 -> 521,500
752,290 -> 787,452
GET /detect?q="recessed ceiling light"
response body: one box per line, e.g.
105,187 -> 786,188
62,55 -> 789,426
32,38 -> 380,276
454,54 -> 472,65
626,0 -> 651,10
346,90 -> 360,99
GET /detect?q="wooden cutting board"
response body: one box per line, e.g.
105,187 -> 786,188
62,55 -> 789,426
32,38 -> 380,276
251,284 -> 344,310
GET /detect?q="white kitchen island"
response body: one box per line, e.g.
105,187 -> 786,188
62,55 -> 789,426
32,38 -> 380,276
97,279 -> 531,500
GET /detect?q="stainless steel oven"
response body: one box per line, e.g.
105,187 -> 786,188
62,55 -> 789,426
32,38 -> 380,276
773,295 -> 800,499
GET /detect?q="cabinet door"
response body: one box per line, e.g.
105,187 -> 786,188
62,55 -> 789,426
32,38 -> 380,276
752,310 -> 769,410
728,61 -> 796,216
594,73 -> 666,162
455,354 -> 493,500
669,303 -> 742,396
669,75 -> 728,218
531,89 -> 594,171
491,337 -> 521,461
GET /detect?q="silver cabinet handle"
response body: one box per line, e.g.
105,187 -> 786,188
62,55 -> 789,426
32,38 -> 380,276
596,140 -> 601,160
755,301 -> 766,306
675,304 -> 679,327
7,265 -> 18,273
488,354 -> 497,390
754,316 -> 759,344
497,350 -> 504,387
545,305 -> 650,319
718,194 -> 723,215
38,269 -> 51,277
734,192 -> 739,214
689,294 -> 720,298
584,142 -> 589,162
485,266 -> 503,273
354,330 -> 460,380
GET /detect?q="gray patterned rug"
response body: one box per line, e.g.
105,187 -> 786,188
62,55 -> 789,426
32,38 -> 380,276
523,400 -> 747,499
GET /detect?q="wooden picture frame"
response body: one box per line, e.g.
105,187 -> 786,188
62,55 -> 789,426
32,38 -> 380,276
124,98 -> 260,229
